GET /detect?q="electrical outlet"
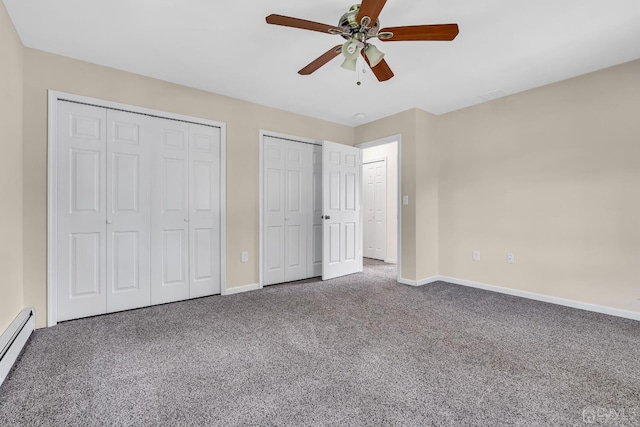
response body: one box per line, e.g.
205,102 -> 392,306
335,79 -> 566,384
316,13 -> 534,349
507,254 -> 515,264
241,251 -> 249,263
472,250 -> 480,261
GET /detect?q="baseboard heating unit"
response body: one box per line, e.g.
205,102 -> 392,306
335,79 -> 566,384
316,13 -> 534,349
0,308 -> 35,386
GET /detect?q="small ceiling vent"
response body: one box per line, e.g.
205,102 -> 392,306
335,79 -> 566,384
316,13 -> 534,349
479,89 -> 509,102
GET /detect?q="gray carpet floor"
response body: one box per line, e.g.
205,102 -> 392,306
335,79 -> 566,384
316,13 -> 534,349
1,259 -> 639,426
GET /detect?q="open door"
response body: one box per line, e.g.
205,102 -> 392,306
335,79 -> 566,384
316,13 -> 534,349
322,141 -> 362,280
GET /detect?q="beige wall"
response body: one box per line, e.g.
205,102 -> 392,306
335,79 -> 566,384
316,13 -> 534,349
8,15 -> 639,330
355,109 -> 439,281
438,59 -> 640,313
415,110 -> 439,280
0,2 -> 24,332
362,141 -> 398,263
22,48 -> 354,328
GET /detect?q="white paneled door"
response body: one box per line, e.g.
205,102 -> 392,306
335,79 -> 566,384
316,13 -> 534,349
57,102 -> 108,321
106,110 -> 152,312
283,140 -> 312,282
309,145 -> 323,278
263,136 -> 315,286
150,118 -> 190,305
263,137 -> 286,285
363,160 -> 387,261
322,141 -> 362,280
55,99 -> 223,323
188,124 -> 221,298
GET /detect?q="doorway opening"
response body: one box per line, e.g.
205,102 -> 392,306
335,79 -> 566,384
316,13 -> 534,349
358,137 -> 399,278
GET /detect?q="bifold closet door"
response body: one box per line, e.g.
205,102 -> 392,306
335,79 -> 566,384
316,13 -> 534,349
105,110 -> 152,312
150,118 -> 190,305
57,102 -> 108,321
188,124 -> 221,298
263,137 -> 313,285
56,100 -> 222,321
150,120 -> 221,303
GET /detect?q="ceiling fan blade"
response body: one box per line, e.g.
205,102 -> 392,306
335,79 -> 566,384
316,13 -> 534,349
298,45 -> 343,75
379,24 -> 459,41
357,0 -> 388,26
361,51 -> 394,82
266,14 -> 343,34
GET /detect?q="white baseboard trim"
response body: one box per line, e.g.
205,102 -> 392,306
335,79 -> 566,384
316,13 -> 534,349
385,259 -> 397,264
417,275 -> 640,322
398,276 -> 440,287
1,308 -> 35,386
222,283 -> 261,296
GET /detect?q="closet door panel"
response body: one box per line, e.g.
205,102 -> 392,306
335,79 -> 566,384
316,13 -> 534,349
57,101 -> 108,321
106,110 -> 152,312
263,137 -> 286,285
189,124 -> 221,298
309,146 -> 323,277
284,141 -> 311,282
162,229 -> 187,284
151,119 -> 190,304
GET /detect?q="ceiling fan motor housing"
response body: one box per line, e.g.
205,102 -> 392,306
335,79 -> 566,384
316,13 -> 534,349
339,4 -> 380,40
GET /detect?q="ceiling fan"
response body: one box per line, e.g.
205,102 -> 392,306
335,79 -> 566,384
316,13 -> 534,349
265,0 -> 459,82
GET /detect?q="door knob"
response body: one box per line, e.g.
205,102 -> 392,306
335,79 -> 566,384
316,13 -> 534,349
106,220 -> 113,224
323,215 -> 331,220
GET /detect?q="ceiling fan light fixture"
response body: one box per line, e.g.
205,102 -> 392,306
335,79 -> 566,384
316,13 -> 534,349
341,39 -> 360,71
364,43 -> 384,67
341,57 -> 358,71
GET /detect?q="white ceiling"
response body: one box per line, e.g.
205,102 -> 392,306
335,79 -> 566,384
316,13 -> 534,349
4,0 -> 640,126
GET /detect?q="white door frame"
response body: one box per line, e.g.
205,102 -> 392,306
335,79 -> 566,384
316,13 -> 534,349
47,90 -> 227,327
258,130 -> 322,288
355,135 -> 401,283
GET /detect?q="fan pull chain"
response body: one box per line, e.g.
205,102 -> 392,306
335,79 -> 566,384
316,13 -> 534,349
356,48 -> 363,86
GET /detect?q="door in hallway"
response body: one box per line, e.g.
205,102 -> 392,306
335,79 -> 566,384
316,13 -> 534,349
363,160 -> 387,261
